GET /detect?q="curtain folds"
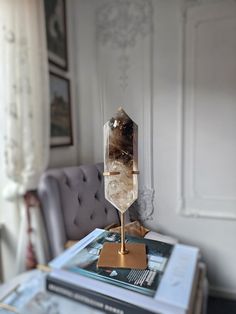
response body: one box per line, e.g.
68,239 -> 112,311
0,0 -> 50,273
0,0 -> 49,199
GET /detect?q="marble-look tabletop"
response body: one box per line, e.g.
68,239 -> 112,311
0,269 -> 104,314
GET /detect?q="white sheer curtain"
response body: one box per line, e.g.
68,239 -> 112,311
0,0 -> 50,274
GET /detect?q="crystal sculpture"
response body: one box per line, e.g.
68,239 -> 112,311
98,108 -> 146,268
104,108 -> 138,213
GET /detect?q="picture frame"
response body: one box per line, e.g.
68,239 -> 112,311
49,72 -> 73,147
44,0 -> 68,70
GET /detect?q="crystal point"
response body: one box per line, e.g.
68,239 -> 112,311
104,109 -> 138,212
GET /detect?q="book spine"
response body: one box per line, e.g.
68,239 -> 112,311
46,275 -> 157,314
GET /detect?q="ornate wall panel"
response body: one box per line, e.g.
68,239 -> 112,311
180,1 -> 236,218
94,0 -> 154,221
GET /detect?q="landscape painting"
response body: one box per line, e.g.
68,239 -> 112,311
49,72 -> 73,147
44,0 -> 68,70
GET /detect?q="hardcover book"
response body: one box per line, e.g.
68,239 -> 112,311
59,229 -> 172,296
47,228 -> 200,314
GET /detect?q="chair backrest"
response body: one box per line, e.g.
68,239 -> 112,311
38,163 -> 120,259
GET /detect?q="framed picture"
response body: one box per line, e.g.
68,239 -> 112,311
44,0 -> 68,70
49,72 -> 73,147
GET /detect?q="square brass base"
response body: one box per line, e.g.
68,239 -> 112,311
97,242 -> 147,269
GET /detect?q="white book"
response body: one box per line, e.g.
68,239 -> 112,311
48,229 -> 199,314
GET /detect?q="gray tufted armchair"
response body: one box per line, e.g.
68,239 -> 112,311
38,163 -> 121,260
38,162 -> 208,314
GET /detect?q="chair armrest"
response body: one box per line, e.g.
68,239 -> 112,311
38,175 -> 67,259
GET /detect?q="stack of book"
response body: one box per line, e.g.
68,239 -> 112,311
46,228 -> 202,314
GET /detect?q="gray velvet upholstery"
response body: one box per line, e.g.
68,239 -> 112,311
38,163 -> 120,259
38,163 -> 208,313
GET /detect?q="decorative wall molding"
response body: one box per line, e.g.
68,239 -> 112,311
118,54 -> 130,90
96,0 -> 152,49
186,0 -> 231,7
96,0 -> 153,90
129,187 -> 154,223
179,0 -> 236,219
94,0 -> 155,220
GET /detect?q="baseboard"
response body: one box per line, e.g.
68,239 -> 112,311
209,286 -> 236,300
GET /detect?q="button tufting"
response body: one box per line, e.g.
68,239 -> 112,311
83,176 -> 87,182
90,213 -> 94,220
78,196 -> 81,204
64,178 -> 70,187
63,173 -> 70,187
104,208 -> 108,214
97,172 -> 102,181
94,192 -> 99,200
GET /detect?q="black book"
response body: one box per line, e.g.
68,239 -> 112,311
47,275 -> 157,314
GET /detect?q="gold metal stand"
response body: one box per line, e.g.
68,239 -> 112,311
97,212 -> 147,269
119,212 -> 129,255
99,168 -> 147,269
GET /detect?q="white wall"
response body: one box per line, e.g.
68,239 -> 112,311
49,0 -> 79,168
73,0 -> 236,296
152,0 -> 236,296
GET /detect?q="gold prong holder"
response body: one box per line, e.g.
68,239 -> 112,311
97,170 -> 147,270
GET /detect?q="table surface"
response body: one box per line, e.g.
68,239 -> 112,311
0,269 -> 104,314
